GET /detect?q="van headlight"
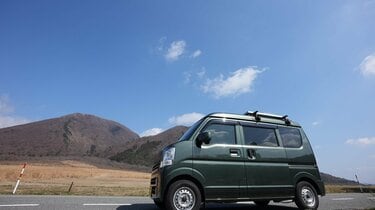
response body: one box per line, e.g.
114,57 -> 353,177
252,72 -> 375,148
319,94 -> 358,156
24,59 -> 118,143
160,147 -> 175,168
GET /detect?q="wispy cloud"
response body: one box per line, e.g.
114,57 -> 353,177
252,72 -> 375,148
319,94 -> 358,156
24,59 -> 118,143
0,115 -> 30,129
168,112 -> 205,126
346,137 -> 375,146
165,40 -> 186,61
157,37 -> 167,51
140,128 -> 164,137
0,95 -> 14,114
184,68 -> 206,85
359,53 -> 375,76
191,50 -> 202,58
197,69 -> 206,79
141,112 -> 205,136
183,71 -> 192,84
202,66 -> 263,98
0,95 -> 31,128
312,121 -> 320,126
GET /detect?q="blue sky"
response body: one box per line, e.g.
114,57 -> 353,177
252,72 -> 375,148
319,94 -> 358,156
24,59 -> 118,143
1,1 -> 375,183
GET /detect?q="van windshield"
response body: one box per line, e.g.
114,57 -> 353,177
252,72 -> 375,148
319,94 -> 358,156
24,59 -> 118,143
178,118 -> 204,141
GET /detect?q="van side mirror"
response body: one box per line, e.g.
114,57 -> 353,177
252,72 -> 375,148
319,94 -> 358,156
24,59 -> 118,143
196,131 -> 212,147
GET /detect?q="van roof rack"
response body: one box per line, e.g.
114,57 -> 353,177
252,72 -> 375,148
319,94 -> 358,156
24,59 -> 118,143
244,111 -> 291,125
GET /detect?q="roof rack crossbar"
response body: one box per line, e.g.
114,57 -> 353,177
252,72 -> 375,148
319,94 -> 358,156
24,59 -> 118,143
244,111 -> 291,125
244,111 -> 261,121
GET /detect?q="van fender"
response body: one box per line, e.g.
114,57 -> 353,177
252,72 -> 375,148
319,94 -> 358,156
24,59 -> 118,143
162,167 -> 206,200
165,167 -> 206,184
293,171 -> 324,194
293,171 -> 318,185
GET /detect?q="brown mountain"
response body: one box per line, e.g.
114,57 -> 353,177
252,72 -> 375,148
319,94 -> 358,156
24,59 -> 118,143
0,113 -> 139,158
110,126 -> 188,166
320,172 -> 358,185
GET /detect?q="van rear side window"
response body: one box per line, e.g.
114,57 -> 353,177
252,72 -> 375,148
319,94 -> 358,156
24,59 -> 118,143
243,126 -> 278,147
279,127 -> 302,148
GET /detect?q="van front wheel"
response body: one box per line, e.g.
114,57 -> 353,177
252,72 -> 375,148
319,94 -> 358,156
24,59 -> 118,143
295,181 -> 319,210
166,180 -> 201,210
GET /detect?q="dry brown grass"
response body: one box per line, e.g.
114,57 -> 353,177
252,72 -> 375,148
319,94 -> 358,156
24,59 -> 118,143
325,184 -> 375,193
0,160 -> 150,196
2,161 -> 374,196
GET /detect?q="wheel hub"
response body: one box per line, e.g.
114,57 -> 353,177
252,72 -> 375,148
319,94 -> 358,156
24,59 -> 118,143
173,187 -> 195,210
301,186 -> 316,207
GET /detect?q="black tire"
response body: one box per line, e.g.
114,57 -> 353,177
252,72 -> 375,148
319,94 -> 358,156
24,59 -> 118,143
165,180 -> 201,210
153,199 -> 165,209
254,200 -> 270,207
295,181 -> 319,210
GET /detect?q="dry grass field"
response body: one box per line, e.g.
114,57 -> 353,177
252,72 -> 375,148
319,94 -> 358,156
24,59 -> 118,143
0,160 -> 150,196
1,160 -> 374,196
325,184 -> 375,194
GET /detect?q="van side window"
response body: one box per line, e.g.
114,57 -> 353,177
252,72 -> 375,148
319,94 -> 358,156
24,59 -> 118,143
243,126 -> 278,147
202,123 -> 236,145
279,127 -> 302,148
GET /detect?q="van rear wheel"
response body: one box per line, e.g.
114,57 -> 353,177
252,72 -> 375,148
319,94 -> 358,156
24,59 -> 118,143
295,181 -> 319,210
165,180 -> 201,210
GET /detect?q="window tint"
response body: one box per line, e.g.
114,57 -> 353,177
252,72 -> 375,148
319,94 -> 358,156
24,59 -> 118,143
279,127 -> 302,148
202,123 -> 236,145
243,126 -> 278,147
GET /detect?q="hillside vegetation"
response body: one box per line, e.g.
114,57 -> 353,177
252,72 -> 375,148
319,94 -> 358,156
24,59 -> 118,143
109,126 -> 188,166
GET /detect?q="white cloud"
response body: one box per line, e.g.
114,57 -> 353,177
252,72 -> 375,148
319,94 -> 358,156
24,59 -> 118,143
183,71 -> 192,84
312,121 -> 320,126
0,94 -> 31,128
0,95 -> 14,114
359,53 -> 375,76
157,37 -> 167,52
346,137 -> 375,146
168,112 -> 205,126
191,50 -> 202,58
0,115 -> 30,128
197,69 -> 206,79
202,66 -> 262,98
165,40 -> 186,61
140,128 -> 164,137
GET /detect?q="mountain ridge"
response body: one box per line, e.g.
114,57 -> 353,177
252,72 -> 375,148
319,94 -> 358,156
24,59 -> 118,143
0,113 -> 139,158
109,125 -> 188,166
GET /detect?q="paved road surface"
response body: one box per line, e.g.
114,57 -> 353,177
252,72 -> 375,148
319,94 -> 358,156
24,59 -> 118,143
0,194 -> 374,210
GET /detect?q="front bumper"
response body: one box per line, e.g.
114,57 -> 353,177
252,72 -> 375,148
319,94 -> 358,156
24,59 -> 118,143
150,163 -> 162,199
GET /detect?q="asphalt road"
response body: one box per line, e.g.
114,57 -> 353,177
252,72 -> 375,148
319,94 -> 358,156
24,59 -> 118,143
0,194 -> 374,210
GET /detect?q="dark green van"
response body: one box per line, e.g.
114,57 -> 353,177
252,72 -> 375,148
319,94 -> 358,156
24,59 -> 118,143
150,111 -> 325,210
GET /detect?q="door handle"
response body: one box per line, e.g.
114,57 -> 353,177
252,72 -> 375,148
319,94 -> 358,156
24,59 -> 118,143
247,149 -> 256,160
229,148 -> 241,157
